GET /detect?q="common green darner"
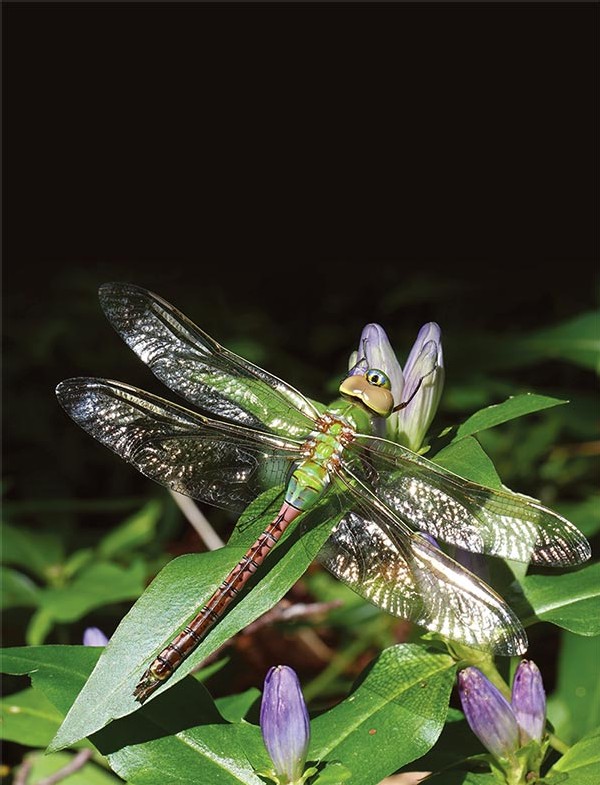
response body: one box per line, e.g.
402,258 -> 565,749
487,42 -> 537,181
56,284 -> 591,703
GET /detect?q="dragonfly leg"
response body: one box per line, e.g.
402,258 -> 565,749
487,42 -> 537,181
392,362 -> 439,412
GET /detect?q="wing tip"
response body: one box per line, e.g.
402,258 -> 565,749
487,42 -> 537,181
98,281 -> 136,307
55,377 -> 85,404
533,536 -> 592,566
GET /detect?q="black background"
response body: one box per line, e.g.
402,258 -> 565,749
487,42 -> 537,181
3,2 -> 598,502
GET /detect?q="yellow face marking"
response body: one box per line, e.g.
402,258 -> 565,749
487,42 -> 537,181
339,373 -> 395,418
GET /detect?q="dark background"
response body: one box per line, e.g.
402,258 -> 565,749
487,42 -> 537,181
4,2 -> 598,505
3,3 -> 598,608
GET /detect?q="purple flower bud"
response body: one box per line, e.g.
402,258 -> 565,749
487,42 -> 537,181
452,547 -> 490,584
458,667 -> 519,759
418,532 -> 441,549
511,660 -> 546,745
83,627 -> 109,646
260,665 -> 310,783
393,322 -> 444,451
350,323 -> 405,403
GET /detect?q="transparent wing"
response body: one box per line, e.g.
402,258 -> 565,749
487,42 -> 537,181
346,434 -> 591,566
98,282 -> 319,440
56,378 -> 300,513
318,472 -> 528,656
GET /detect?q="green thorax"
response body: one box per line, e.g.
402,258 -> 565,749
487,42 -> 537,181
284,410 -> 358,511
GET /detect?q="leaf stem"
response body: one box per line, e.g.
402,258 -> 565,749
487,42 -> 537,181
547,732 -> 570,755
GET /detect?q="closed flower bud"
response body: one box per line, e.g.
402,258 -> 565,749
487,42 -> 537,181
350,323 -> 405,402
83,627 -> 109,646
349,322 -> 444,450
512,660 -> 546,745
394,322 -> 444,452
458,667 -> 519,760
260,665 -> 310,784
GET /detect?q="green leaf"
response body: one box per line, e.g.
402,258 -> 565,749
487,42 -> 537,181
454,394 -> 567,441
522,311 -> 600,372
61,548 -> 95,580
0,646 -> 102,715
25,560 -> 147,644
97,499 -> 162,558
312,762 -> 352,784
309,644 -> 456,784
0,687 -> 63,747
511,561 -> 600,635
397,709 -> 487,777
1,521 -> 64,580
50,487 -> 339,751
547,632 -> 600,744
435,436 -> 503,489
459,312 -> 600,373
215,688 -> 260,723
0,645 -> 265,784
556,497 -> 600,540
94,680 -> 266,785
546,727 -> 600,784
0,566 -> 40,609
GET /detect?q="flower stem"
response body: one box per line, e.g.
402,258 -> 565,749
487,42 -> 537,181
548,732 -> 570,755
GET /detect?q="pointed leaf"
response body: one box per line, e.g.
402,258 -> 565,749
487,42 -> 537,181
522,310 -> 600,372
98,499 -> 162,558
547,632 -> 600,744
1,566 -> 40,609
454,393 -> 567,442
309,644 -> 456,784
511,561 -> 600,634
435,436 -> 502,489
0,646 -> 101,714
50,488 -> 339,750
26,560 -> 147,644
1,521 -> 64,579
93,679 -> 265,785
0,687 -> 63,747
546,727 -> 600,784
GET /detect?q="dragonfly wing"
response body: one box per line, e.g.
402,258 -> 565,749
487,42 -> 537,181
98,283 -> 319,440
349,435 -> 591,566
56,378 -> 300,512
319,474 -> 528,656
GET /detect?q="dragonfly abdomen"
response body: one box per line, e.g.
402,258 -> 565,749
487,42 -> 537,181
133,500 -> 301,703
133,415 -> 355,703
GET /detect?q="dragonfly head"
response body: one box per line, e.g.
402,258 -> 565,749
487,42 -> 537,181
339,368 -> 395,418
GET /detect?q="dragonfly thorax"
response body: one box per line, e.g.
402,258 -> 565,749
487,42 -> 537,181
284,413 -> 355,511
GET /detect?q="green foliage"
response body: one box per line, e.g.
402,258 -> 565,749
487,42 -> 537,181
545,728 -> 600,784
510,562 -> 600,635
2,284 -> 598,784
546,633 -> 600,745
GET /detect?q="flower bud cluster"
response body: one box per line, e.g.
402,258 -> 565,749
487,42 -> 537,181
350,322 -> 444,451
458,661 -> 547,782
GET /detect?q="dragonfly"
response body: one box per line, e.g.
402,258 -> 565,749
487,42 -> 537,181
56,283 -> 591,703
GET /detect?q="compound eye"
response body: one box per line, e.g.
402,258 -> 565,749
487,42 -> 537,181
366,368 -> 391,390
